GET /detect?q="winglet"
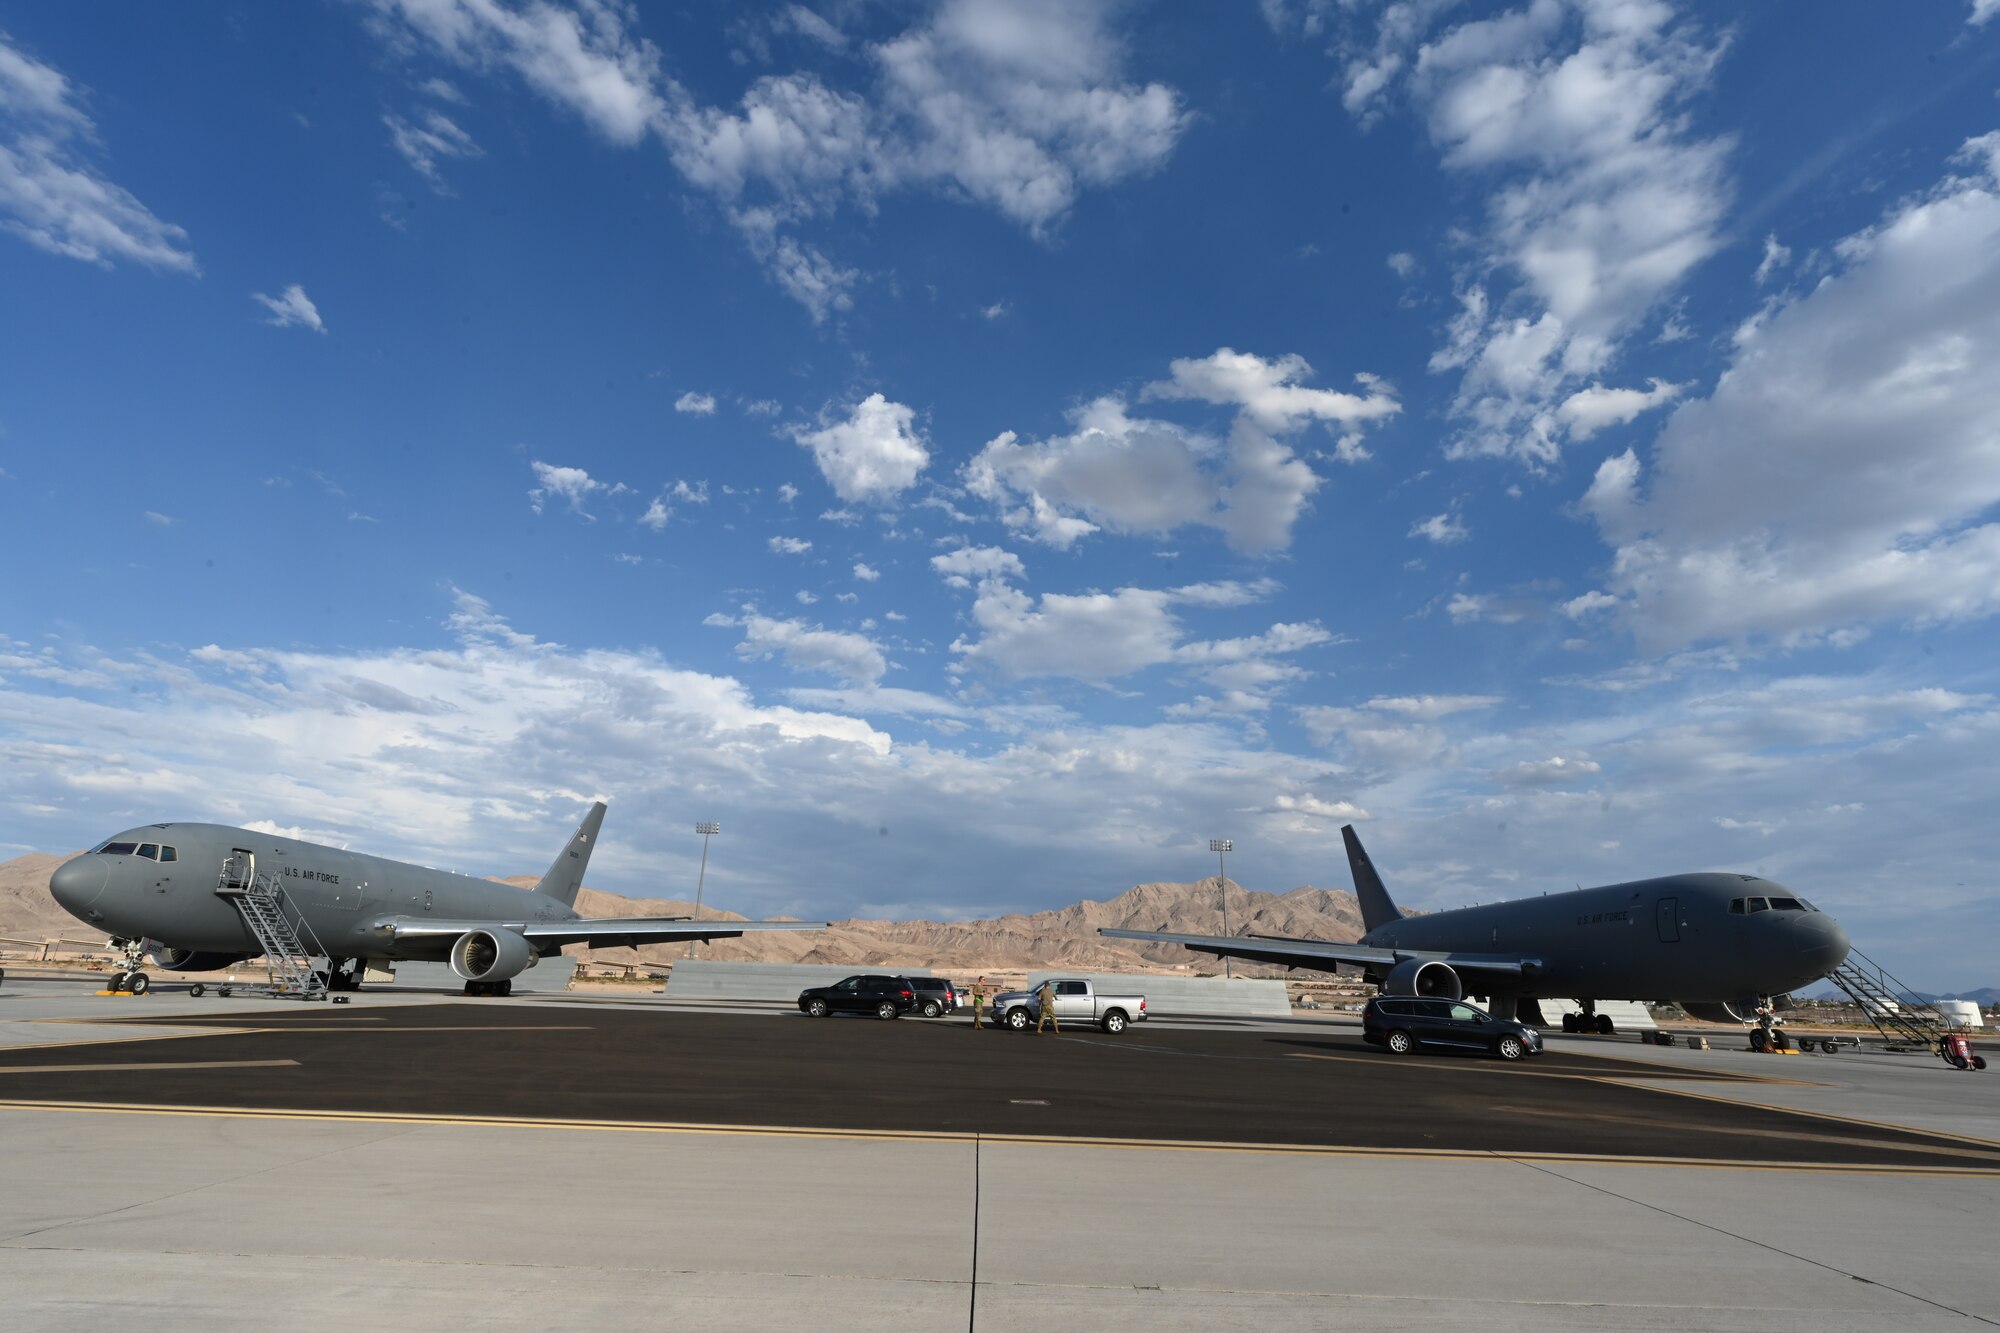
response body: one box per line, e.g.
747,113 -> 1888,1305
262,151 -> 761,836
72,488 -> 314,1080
535,802 -> 606,908
1342,825 -> 1403,936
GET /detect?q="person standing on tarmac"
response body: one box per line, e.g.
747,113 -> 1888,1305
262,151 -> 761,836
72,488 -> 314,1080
969,976 -> 986,1029
1035,978 -> 1061,1034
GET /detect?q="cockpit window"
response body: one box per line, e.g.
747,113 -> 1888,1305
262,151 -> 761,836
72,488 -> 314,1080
138,844 -> 159,860
1729,898 -> 1744,914
97,841 -> 138,855
1747,897 -> 1770,913
1767,897 -> 1804,911
159,846 -> 177,862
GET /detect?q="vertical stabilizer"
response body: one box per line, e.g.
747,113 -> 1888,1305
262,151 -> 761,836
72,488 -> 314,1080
535,802 -> 606,908
1342,825 -> 1404,936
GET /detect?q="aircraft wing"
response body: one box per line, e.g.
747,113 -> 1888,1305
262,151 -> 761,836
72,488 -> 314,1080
1097,927 -> 1537,976
381,917 -> 829,950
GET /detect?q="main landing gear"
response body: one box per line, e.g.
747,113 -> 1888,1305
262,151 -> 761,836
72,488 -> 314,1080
1560,1002 -> 1615,1035
462,979 -> 513,997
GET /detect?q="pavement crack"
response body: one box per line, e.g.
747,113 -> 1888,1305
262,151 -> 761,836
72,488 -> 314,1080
1502,1155 -> 2000,1327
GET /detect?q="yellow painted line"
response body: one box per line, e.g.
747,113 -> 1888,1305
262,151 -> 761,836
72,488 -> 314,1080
0,1098 -> 1991,1178
0,1028 -> 272,1054
0,1059 -> 300,1075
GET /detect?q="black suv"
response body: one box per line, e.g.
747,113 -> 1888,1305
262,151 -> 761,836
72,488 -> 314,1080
1362,996 -> 1543,1061
909,977 -> 957,1017
798,974 -> 919,1020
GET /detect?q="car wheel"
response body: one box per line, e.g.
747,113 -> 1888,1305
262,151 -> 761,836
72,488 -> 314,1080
1496,1034 -> 1525,1061
1006,1007 -> 1030,1030
922,1000 -> 942,1018
806,999 -> 829,1018
1101,1010 -> 1127,1034
876,1001 -> 899,1020
1385,1029 -> 1414,1054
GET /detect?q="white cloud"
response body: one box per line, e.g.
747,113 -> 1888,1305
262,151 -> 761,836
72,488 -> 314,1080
1493,755 -> 1601,788
1973,0 -> 2000,25
528,461 -> 609,517
777,482 -> 799,504
981,300 -> 1010,320
1753,232 -> 1791,285
1339,1 -> 1730,464
853,561 -> 880,582
930,544 -> 1026,589
733,612 -> 886,685
768,535 -> 813,555
1446,592 -> 1529,624
1387,250 -> 1418,277
1581,133 -> 2000,650
384,108 -> 482,190
1555,378 -> 1682,440
966,350 -> 1397,555
640,498 -> 670,531
0,35 -> 197,271
795,590 -> 818,605
143,510 -> 174,526
1409,511 -> 1468,544
674,391 -> 718,415
252,284 -> 326,333
793,393 -> 929,503
670,479 -> 709,504
1365,694 -> 1501,720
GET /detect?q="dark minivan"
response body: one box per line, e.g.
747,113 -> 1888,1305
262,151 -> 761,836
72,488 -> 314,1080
909,977 -> 957,1017
1362,996 -> 1543,1061
798,974 -> 920,1020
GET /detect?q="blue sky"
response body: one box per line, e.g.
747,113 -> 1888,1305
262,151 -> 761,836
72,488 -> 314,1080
3,1 -> 1998,990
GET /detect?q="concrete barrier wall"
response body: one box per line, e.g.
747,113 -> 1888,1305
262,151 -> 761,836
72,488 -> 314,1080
664,960 -> 933,1002
1022,972 -> 1291,1019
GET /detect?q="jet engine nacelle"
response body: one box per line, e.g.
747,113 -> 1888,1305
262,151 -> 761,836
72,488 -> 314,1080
448,928 -> 537,983
147,942 -> 254,972
1380,958 -> 1463,1000
1679,1000 -> 1758,1024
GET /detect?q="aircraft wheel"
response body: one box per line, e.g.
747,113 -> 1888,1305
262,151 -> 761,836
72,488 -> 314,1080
126,972 -> 150,995
806,999 -> 829,1018
1821,1040 -> 1838,1054
1560,1013 -> 1576,1033
1749,1029 -> 1768,1052
1385,1029 -> 1415,1055
498,979 -> 513,996
1595,1014 -> 1615,1035
876,1001 -> 899,1020
106,972 -> 128,993
189,983 -> 206,998
218,986 -> 233,998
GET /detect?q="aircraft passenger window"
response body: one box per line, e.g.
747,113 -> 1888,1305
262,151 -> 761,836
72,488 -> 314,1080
159,846 -> 177,862
137,844 -> 158,859
98,842 -> 138,855
1768,897 -> 1804,911
1747,898 -> 1770,913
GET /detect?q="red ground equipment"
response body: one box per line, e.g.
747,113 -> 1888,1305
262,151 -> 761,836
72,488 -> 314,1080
1940,1033 -> 1987,1070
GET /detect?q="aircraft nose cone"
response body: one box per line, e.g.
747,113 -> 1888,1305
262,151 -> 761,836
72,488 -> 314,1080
1798,912 -> 1850,974
49,857 -> 107,917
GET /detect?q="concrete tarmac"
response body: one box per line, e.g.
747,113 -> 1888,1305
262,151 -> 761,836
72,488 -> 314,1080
1,980 -> 1995,1330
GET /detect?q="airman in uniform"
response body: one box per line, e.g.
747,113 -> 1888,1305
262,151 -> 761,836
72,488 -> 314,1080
1036,978 -> 1061,1033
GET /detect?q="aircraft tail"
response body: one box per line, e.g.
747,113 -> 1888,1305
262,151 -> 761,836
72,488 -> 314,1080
535,802 -> 606,908
1342,825 -> 1403,936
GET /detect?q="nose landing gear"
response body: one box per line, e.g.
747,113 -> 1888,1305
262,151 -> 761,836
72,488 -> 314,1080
102,937 -> 151,996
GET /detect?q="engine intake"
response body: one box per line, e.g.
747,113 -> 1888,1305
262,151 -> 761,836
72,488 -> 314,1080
1381,958 -> 1463,1000
448,928 -> 536,983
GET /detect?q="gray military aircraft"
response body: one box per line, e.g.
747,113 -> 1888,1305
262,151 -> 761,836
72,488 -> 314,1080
47,803 -> 826,996
1102,826 -> 1851,1030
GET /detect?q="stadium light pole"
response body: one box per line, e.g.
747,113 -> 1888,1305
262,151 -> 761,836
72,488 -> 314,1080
1209,838 -> 1234,980
687,822 -> 721,960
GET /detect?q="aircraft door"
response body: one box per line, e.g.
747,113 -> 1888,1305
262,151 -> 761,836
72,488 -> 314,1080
1655,896 -> 1680,943
222,849 -> 255,890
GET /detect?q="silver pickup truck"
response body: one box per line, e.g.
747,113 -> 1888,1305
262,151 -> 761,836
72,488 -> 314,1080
993,978 -> 1147,1034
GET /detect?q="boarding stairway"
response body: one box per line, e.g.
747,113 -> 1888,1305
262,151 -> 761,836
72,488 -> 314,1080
214,856 -> 329,1001
1820,946 -> 1950,1050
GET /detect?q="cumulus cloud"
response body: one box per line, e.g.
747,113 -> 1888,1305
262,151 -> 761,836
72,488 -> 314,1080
727,612 -> 887,686
965,349 -> 1397,555
1335,0 -> 1730,464
1555,378 -> 1682,440
1753,232 -> 1791,286
0,34 -> 197,271
674,391 -> 718,415
768,535 -> 813,555
852,561 -> 880,582
1409,511 -> 1468,544
528,461 -> 623,518
1492,754 -> 1601,788
252,284 -> 326,333
930,544 -> 1026,589
1580,132 -> 2000,650
794,393 -> 929,503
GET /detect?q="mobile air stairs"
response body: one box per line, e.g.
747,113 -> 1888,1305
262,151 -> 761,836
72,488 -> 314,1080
1820,946 -> 1952,1053
206,852 -> 335,1002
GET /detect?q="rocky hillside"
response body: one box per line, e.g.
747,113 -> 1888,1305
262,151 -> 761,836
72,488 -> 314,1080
3,850 -> 1360,975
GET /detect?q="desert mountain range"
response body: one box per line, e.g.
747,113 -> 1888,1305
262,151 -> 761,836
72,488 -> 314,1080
2,851 -> 1364,977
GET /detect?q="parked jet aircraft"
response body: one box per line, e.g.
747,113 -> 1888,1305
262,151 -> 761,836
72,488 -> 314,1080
1102,826 -> 1851,1029
48,803 -> 825,995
